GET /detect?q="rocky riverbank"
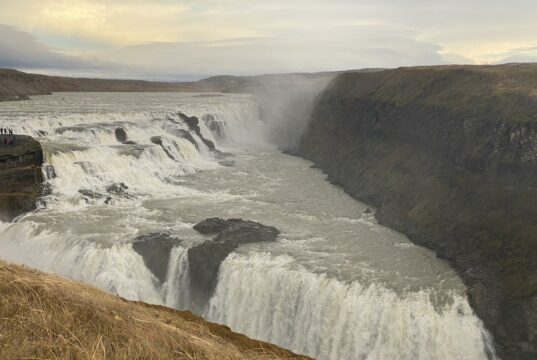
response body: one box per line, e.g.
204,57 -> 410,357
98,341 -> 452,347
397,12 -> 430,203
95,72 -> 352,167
0,135 -> 44,221
297,64 -> 537,359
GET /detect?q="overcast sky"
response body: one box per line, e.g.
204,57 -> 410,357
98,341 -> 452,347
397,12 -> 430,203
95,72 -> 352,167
0,0 -> 536,80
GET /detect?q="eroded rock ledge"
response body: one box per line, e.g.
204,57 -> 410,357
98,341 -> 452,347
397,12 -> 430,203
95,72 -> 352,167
189,218 -> 280,301
0,135 -> 44,221
297,64 -> 537,359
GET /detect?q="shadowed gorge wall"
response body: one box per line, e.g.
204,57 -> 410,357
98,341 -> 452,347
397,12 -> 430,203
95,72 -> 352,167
0,135 -> 43,221
297,64 -> 537,360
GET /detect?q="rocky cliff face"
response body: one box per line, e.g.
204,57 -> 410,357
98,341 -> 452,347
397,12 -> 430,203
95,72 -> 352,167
298,64 -> 537,359
189,218 -> 280,303
0,135 -> 44,221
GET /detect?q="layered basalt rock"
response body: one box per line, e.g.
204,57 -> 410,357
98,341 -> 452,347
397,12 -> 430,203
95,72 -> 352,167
297,64 -> 537,359
189,218 -> 280,302
0,135 -> 44,221
132,233 -> 182,283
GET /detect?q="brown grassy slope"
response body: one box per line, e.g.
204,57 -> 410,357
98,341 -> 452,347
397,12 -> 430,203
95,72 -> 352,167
0,260 -> 310,360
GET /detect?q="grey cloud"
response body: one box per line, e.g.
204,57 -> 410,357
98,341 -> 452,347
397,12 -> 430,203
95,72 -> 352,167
101,25 -> 453,77
0,25 -> 124,73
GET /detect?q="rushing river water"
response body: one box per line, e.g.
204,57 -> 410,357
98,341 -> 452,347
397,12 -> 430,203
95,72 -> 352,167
0,92 -> 496,359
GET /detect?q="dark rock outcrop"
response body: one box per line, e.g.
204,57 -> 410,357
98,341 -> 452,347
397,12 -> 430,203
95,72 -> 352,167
193,217 -> 231,234
106,182 -> 130,197
0,135 -> 44,221
115,127 -> 128,143
178,112 -> 217,151
78,189 -> 112,205
176,129 -> 200,150
189,218 -> 279,302
132,233 -> 182,283
297,64 -> 537,359
150,136 -> 176,161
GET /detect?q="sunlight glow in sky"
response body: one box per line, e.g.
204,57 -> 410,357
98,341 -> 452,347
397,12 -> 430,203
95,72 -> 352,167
0,0 -> 536,79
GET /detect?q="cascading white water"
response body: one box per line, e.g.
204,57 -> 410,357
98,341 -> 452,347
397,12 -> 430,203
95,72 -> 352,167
163,246 -> 191,310
206,253 -> 495,360
0,92 -> 497,360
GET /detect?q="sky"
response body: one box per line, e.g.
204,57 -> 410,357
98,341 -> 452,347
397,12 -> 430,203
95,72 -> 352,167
0,0 -> 536,80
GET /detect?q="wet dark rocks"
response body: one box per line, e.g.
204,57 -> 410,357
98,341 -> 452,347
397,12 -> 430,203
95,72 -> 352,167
193,217 -> 230,234
0,135 -> 44,221
188,218 -> 279,302
43,164 -> 56,179
106,182 -> 130,197
78,189 -> 112,204
176,129 -> 200,150
115,127 -> 128,142
150,136 -> 163,145
55,126 -> 86,135
132,233 -> 182,283
150,136 -> 176,161
177,112 -> 217,151
114,127 -> 137,145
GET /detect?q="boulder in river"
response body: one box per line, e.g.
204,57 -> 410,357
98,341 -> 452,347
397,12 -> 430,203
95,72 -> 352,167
188,218 -> 279,302
115,127 -> 128,143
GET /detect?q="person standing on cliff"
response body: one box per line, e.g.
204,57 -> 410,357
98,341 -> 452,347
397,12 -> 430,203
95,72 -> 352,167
9,129 -> 13,135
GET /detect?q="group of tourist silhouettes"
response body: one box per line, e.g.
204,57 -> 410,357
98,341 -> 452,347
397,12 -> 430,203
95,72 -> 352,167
1,128 -> 16,145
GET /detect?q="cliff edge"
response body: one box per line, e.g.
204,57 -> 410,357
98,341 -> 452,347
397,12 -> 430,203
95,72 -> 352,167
0,135 -> 44,221
298,64 -> 537,359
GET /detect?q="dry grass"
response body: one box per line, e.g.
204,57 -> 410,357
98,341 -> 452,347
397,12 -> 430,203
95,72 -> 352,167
0,260 -> 310,360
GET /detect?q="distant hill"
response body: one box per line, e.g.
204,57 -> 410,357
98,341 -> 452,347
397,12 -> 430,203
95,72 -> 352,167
0,68 -> 342,101
0,69 -> 199,101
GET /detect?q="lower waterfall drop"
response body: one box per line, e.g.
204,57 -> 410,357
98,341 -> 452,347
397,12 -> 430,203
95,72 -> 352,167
206,252 -> 496,360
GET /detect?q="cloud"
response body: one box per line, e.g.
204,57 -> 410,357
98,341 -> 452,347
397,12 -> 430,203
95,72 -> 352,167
100,25 -> 452,77
1,1 -> 536,78
0,24 -> 124,73
493,45 -> 537,64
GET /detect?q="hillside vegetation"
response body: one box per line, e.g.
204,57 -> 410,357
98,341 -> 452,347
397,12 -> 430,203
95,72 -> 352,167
0,260 -> 309,360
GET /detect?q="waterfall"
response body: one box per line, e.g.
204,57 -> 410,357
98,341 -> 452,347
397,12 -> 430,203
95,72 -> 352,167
206,252 -> 496,360
0,93 -> 497,360
163,246 -> 192,310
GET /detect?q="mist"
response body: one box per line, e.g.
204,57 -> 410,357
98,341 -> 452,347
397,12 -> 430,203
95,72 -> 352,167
239,73 -> 338,150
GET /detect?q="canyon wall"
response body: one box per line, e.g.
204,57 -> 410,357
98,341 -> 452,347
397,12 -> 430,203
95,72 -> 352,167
298,64 -> 537,359
0,135 -> 43,221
